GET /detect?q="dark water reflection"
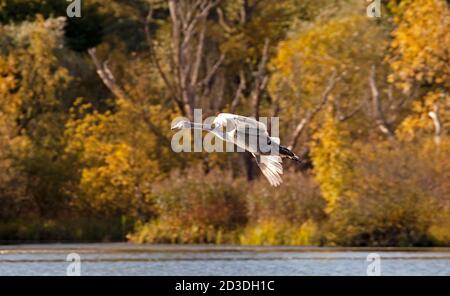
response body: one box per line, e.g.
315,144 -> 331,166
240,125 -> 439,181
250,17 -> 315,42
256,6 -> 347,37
0,243 -> 449,276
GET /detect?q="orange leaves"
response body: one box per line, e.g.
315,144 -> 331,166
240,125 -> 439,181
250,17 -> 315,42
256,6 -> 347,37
0,55 -> 19,116
270,14 -> 388,136
397,91 -> 450,141
311,108 -> 353,213
389,0 -> 450,90
390,0 -> 449,142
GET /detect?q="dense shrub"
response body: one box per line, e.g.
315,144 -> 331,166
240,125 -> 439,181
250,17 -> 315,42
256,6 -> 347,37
0,217 -> 132,243
327,140 -> 450,246
129,142 -> 450,247
130,169 -> 328,245
241,172 -> 326,245
129,168 -> 248,243
240,220 -> 322,245
246,172 -> 326,224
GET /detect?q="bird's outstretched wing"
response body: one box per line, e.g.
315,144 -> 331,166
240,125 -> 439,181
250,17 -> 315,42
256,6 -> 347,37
215,113 -> 283,186
215,113 -> 269,137
254,154 -> 283,187
215,113 -> 271,153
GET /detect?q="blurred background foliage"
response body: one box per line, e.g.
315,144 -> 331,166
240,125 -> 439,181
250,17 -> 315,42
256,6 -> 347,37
0,0 -> 448,246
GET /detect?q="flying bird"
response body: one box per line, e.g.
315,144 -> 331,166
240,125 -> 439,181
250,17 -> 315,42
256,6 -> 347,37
171,113 -> 300,186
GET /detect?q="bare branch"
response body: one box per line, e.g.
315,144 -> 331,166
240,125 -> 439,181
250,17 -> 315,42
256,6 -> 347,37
199,53 -> 225,88
88,47 -> 176,151
240,0 -> 249,24
253,38 -> 270,119
338,101 -> 363,122
191,17 -> 207,86
288,118 -> 308,151
288,71 -> 339,150
217,7 -> 232,33
167,0 -> 224,120
212,72 -> 226,113
88,48 -> 127,100
428,103 -> 442,145
200,0 -> 221,17
143,5 -> 186,116
334,93 -> 364,122
230,70 -> 246,113
168,0 -> 186,110
267,102 -> 281,134
369,65 -> 394,137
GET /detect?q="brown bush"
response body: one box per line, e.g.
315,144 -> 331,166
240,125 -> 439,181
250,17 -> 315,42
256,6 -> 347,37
246,171 -> 327,225
328,140 -> 450,246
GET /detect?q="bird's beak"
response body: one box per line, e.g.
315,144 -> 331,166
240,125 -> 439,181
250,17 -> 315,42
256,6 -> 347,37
171,123 -> 182,130
203,124 -> 213,131
171,121 -> 192,130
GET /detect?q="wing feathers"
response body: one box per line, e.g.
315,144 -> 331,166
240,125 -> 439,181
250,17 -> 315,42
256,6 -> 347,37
254,154 -> 283,187
216,113 -> 284,187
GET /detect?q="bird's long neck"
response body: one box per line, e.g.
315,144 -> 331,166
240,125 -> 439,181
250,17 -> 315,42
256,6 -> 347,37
189,122 -> 212,131
189,122 -> 228,141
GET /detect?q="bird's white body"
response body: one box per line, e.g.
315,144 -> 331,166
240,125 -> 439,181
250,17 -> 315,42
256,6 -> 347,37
172,113 -> 298,187
211,113 -> 283,186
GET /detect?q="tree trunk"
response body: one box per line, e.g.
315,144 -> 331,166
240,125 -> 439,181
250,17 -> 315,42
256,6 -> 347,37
243,152 -> 257,182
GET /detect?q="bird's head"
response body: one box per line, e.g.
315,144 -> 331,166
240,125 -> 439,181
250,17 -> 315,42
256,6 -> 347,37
171,119 -> 191,130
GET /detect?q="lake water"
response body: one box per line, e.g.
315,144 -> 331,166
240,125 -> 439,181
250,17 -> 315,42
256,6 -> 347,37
0,243 -> 449,276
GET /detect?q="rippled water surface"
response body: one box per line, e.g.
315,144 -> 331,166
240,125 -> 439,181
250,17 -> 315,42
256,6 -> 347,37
0,244 -> 449,276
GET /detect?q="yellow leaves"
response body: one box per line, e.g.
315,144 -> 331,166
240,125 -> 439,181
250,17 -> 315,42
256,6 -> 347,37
311,108 -> 353,212
389,0 -> 450,90
66,104 -> 126,207
239,219 -> 321,246
270,14 -> 388,132
0,54 -> 16,82
1,15 -> 72,152
397,91 -> 450,141
388,0 -> 449,143
0,54 -> 19,115
65,99 -> 165,214
272,12 -> 381,211
328,137 -> 450,245
79,143 -> 134,208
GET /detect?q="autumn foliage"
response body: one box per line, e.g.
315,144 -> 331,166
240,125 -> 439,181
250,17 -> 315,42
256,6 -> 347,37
0,0 -> 448,246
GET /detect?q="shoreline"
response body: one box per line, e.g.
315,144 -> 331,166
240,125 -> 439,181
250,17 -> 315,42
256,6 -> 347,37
1,243 -> 450,254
